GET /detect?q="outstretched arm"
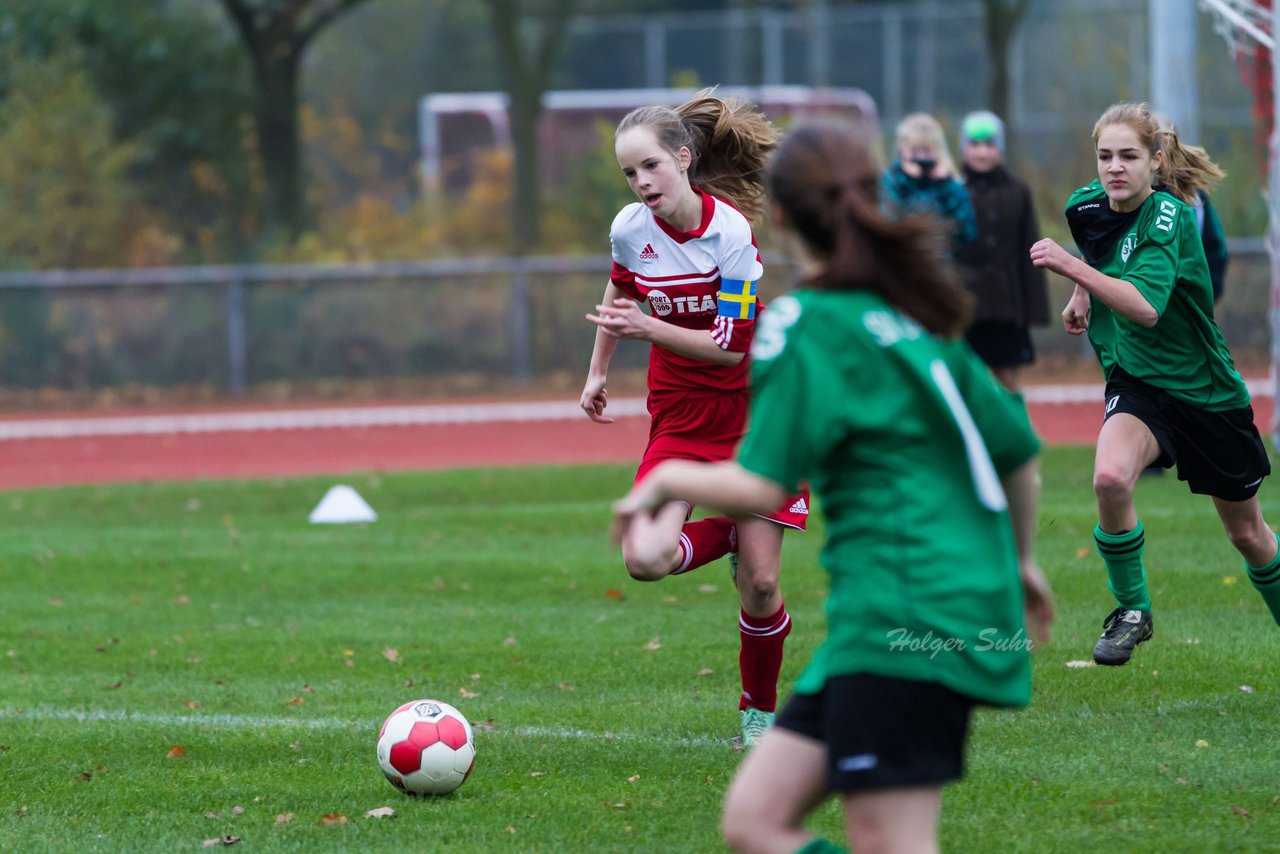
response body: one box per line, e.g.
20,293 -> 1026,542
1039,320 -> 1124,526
581,281 -> 624,423
611,460 -> 785,544
1001,458 -> 1054,647
1030,238 -> 1158,327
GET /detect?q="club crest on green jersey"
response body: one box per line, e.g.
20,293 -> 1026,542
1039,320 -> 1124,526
1121,233 -> 1138,263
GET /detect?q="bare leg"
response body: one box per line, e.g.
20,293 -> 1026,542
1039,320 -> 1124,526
721,727 -> 828,854
1211,495 -> 1279,566
991,365 -> 1021,394
843,786 -> 943,854
733,516 -> 784,617
619,500 -> 690,580
1092,413 -> 1160,532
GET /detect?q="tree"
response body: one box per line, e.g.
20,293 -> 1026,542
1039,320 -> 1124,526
480,0 -> 581,254
0,0 -> 254,262
217,0 -> 373,242
979,0 -> 1034,156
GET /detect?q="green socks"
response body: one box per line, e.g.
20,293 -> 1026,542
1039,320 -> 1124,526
1095,521 -> 1151,612
793,839 -> 848,854
1246,532 -> 1280,626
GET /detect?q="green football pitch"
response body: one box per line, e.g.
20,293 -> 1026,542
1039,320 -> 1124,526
2,449 -> 1279,852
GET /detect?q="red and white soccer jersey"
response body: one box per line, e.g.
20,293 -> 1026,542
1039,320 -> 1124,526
609,188 -> 763,396
611,189 -> 808,531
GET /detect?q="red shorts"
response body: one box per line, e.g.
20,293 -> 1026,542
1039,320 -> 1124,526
636,391 -> 808,531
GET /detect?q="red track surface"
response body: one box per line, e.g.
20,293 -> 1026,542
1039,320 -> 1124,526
0,394 -> 1272,490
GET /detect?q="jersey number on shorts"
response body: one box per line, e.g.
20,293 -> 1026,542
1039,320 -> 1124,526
929,360 -> 1008,512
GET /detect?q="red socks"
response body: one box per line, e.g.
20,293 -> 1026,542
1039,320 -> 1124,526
671,516 -> 736,575
738,602 -> 791,712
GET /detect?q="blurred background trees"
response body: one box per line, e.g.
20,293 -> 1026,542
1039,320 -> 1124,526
0,0 -> 1266,269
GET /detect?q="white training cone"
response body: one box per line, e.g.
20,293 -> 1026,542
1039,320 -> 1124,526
309,485 -> 377,524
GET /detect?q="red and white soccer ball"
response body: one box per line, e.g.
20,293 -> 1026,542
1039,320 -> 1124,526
376,699 -> 476,796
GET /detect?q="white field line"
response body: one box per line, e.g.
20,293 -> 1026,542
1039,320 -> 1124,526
0,707 -> 730,748
0,379 -> 1271,441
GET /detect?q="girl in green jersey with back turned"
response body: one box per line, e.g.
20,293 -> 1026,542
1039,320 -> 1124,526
613,119 -> 1055,854
1031,101 -> 1280,666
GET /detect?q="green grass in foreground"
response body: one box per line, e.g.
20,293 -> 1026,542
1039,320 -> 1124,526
2,450 -> 1280,852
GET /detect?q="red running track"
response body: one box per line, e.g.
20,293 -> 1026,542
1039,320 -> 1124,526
0,390 -> 1272,490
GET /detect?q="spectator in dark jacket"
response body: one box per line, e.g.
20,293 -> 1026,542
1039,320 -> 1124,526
954,111 -> 1049,393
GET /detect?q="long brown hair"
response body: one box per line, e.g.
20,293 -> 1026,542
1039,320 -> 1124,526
768,119 -> 972,337
615,88 -> 779,224
1093,101 -> 1224,204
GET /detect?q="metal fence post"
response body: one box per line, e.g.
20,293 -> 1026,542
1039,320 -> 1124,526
510,259 -> 532,385
225,279 -> 247,395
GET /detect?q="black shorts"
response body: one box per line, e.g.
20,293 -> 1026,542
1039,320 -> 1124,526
965,321 -> 1035,369
1104,367 -> 1271,501
775,673 -> 975,793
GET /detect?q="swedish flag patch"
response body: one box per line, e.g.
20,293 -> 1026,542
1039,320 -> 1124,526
717,278 -> 757,320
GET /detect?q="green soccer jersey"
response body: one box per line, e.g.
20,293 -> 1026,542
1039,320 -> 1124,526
1064,180 -> 1249,411
737,290 -> 1041,707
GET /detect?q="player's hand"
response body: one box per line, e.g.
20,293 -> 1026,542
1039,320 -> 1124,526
586,299 -> 652,341
610,481 -> 665,546
580,376 -> 612,423
1061,287 -> 1090,336
1029,238 -> 1075,277
1020,559 -> 1055,649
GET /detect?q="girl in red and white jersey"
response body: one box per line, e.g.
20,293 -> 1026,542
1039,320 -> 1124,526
580,90 -> 806,748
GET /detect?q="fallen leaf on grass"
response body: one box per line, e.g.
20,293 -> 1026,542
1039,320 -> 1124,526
1089,798 -> 1116,806
205,812 -> 221,820
275,813 -> 294,825
167,745 -> 186,759
697,584 -> 717,594
697,668 -> 714,676
1075,547 -> 1090,559
231,805 -> 243,816
1064,661 -> 1095,668
202,836 -> 240,848
183,699 -> 200,709
285,697 -> 303,706
1240,685 -> 1255,693
604,589 -> 625,600
1223,575 -> 1238,585
502,637 -> 517,647
318,812 -> 348,826
1176,777 -> 1188,785
529,771 -> 545,778
459,687 -> 479,699
1196,739 -> 1209,748
642,637 -> 662,651
1232,806 -> 1251,817
383,648 -> 400,663
626,775 -> 640,783
603,802 -> 627,809
365,807 -> 395,819
557,683 -> 575,692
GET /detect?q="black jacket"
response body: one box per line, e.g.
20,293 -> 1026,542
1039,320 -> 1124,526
955,164 -> 1050,326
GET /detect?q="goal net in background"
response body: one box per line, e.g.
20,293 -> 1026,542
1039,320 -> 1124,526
1201,0 -> 1280,444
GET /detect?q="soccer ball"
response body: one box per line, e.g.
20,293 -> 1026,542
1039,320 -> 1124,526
376,699 -> 476,796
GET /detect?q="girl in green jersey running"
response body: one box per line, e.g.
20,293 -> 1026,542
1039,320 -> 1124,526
1030,101 -> 1280,666
614,119 -> 1054,854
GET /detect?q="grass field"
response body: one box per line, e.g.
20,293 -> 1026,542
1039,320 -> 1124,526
3,448 -> 1280,852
